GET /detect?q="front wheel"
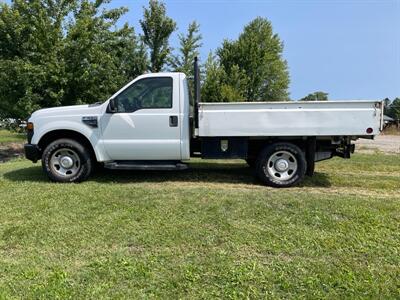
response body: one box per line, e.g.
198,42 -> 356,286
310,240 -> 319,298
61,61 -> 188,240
255,143 -> 306,188
42,138 -> 93,183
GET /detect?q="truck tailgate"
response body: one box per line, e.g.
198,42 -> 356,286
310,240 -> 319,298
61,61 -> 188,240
198,101 -> 383,137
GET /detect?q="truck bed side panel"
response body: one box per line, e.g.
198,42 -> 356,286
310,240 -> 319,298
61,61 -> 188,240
198,101 -> 382,137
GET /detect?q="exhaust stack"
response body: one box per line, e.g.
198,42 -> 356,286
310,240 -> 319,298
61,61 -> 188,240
193,57 -> 201,131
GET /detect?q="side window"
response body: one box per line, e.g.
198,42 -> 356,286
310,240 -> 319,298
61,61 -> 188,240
115,77 -> 173,113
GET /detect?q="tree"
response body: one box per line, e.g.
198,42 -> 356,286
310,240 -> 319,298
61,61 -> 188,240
62,1 -> 147,106
201,52 -> 246,102
300,91 -> 329,101
0,0 -> 74,118
140,0 -> 176,72
0,0 -> 147,119
386,98 -> 400,120
170,21 -> 202,77
201,53 -> 226,102
215,17 -> 290,101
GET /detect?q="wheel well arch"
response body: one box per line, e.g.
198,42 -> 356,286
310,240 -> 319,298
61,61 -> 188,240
247,138 -> 307,160
38,130 -> 97,161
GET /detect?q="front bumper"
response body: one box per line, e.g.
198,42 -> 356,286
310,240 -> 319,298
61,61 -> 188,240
24,144 -> 41,163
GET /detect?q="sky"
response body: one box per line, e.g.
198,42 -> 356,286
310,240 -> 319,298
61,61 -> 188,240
109,0 -> 400,100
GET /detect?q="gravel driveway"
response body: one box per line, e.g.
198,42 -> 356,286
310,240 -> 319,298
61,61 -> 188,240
355,135 -> 400,154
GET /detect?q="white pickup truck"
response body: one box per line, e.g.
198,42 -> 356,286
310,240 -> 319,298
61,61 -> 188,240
24,59 -> 384,187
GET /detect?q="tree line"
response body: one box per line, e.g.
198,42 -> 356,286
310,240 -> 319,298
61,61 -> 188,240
384,98 -> 400,121
0,0 -> 294,120
1,0 -> 396,122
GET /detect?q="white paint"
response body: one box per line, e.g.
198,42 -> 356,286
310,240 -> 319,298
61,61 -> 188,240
28,73 -> 383,163
30,104 -> 108,161
99,73 -> 182,160
198,101 -> 383,137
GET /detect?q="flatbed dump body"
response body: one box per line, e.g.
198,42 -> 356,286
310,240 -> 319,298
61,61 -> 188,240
198,101 -> 383,137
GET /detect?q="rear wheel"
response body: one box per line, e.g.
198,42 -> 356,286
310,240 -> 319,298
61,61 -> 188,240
42,138 -> 92,182
255,143 -> 306,188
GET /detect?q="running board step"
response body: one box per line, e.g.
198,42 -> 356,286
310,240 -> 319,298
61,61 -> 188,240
104,161 -> 188,171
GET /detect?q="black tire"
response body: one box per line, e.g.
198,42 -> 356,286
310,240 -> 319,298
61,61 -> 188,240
42,138 -> 93,183
255,142 -> 307,188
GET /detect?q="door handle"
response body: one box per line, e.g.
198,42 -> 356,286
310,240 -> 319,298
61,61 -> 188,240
169,115 -> 178,127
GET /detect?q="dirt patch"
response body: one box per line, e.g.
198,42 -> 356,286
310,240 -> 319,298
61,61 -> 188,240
0,142 -> 24,163
355,135 -> 400,154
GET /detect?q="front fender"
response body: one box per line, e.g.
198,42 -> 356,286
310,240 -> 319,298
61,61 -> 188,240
32,120 -> 109,162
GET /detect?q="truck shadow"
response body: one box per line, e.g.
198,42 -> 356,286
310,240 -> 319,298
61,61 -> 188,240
4,162 -> 332,187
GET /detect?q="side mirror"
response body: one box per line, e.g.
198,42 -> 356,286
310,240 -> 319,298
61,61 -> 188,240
107,98 -> 117,113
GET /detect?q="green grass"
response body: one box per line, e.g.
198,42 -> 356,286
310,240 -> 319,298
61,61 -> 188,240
0,130 -> 25,144
0,154 -> 399,299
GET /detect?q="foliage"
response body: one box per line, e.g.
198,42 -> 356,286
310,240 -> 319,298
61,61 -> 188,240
0,0 -> 68,118
0,154 -> 399,298
0,1 -> 295,117
140,0 -> 176,72
204,17 -> 290,102
385,98 -> 400,120
170,21 -> 202,77
300,91 -> 329,101
62,1 -> 147,106
201,52 -> 245,102
0,0 -> 147,119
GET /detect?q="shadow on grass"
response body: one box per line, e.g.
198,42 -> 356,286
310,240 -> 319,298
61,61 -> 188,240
4,162 -> 331,187
3,165 -> 49,182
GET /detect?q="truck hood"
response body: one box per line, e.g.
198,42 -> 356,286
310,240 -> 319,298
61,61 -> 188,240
30,103 -> 104,121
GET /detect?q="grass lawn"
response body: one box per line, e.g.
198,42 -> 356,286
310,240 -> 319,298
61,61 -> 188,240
0,130 -> 25,144
0,154 -> 399,298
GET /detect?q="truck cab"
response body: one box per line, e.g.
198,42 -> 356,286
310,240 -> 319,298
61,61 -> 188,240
100,73 -> 191,161
26,72 -> 191,163
24,59 -> 384,187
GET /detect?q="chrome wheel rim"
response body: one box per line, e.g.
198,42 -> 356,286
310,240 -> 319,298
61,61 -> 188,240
265,151 -> 297,181
50,148 -> 81,177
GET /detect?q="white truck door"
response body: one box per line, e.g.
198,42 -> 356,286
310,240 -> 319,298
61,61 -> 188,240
100,76 -> 181,160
